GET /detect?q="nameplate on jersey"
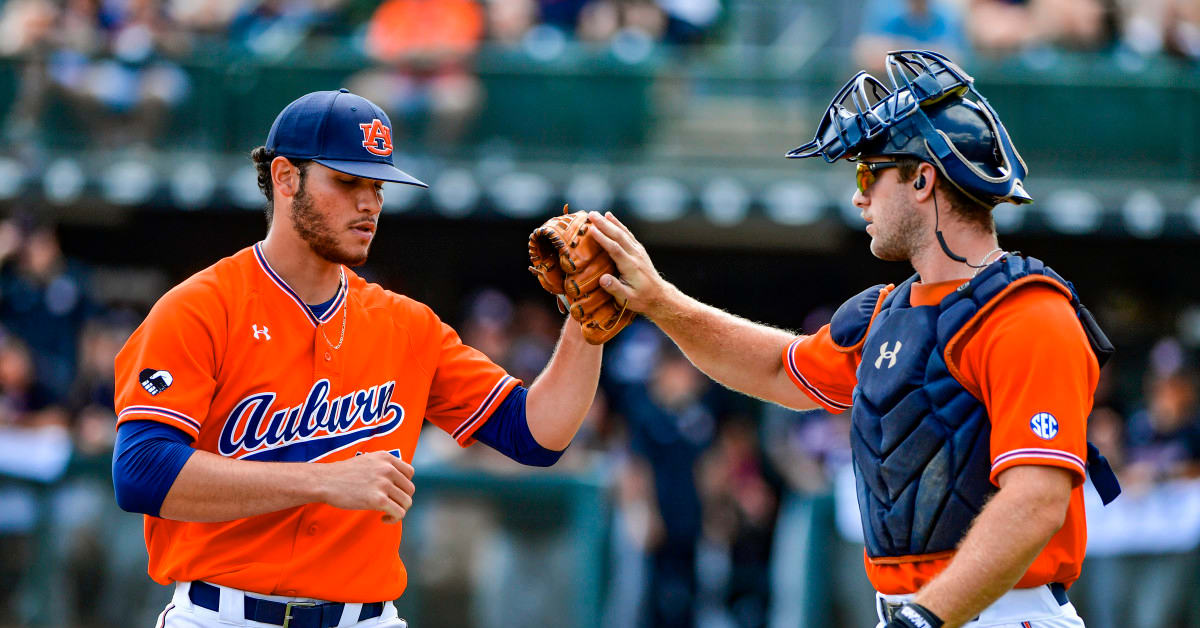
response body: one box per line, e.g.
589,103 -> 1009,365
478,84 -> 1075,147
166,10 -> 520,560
218,379 -> 404,462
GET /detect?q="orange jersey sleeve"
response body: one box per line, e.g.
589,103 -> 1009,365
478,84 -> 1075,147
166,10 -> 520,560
781,326 -> 860,413
955,281 -> 1095,590
423,315 -> 520,446
952,283 -> 1096,487
114,275 -> 226,439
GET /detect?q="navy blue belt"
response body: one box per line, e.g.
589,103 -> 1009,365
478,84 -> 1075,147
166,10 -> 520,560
189,581 -> 385,628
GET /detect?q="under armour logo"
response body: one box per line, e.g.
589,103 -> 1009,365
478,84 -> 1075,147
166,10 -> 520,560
874,341 -> 902,369
252,324 -> 271,340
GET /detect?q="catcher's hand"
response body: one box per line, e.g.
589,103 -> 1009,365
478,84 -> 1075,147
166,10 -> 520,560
528,206 -> 634,344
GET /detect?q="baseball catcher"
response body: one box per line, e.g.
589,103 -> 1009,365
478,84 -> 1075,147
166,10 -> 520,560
581,50 -> 1121,628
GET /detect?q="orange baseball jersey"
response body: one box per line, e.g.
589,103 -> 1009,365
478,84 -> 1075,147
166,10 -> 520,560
783,278 -> 1098,594
114,242 -> 519,602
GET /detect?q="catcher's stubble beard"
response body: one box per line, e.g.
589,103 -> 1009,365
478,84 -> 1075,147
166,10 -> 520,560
291,179 -> 370,267
869,194 -> 928,263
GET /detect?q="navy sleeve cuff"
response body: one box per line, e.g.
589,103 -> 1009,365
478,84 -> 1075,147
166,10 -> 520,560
112,420 -> 196,517
472,386 -> 565,467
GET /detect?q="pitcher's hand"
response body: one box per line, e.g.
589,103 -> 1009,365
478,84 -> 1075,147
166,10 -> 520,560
319,451 -> 415,524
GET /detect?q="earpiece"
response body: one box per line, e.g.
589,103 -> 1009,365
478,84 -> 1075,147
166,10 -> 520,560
914,174 -> 926,190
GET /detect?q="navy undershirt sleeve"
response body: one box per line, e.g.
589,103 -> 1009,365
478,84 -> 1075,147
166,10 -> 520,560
112,420 -> 197,517
472,386 -> 565,467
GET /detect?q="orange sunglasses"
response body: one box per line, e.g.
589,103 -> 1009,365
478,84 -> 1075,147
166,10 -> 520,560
855,161 -> 900,194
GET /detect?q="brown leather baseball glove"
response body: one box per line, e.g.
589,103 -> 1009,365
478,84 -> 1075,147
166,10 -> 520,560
528,206 -> 634,344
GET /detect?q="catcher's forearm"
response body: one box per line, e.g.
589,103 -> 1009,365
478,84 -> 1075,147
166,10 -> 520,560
912,466 -> 1072,627
647,283 -> 819,410
525,320 -> 603,451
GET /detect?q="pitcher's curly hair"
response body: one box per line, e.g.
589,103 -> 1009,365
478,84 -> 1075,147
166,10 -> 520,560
250,146 -> 312,226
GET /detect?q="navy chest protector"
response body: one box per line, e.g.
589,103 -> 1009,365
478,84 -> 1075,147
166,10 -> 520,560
830,254 -> 1119,560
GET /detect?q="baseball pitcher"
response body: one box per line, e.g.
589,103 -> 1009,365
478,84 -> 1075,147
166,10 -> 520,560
112,89 -> 617,628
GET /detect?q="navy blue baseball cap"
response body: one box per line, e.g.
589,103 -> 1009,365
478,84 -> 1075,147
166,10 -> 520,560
265,88 -> 427,188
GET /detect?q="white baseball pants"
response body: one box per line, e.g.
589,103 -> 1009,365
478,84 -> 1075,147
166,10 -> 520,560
874,585 -> 1086,628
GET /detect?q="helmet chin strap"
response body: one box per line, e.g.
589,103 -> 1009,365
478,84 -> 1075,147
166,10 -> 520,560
932,188 -> 994,269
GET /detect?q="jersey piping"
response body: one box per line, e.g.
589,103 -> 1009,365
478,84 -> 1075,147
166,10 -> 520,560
451,374 -> 516,443
252,242 -> 347,327
783,338 -> 852,412
118,405 -> 203,438
992,447 -> 1085,478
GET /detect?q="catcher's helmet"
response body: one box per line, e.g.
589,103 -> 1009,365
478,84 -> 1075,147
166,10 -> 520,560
786,50 -> 1031,208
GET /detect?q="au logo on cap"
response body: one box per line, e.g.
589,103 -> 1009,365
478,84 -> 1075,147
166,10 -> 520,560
360,119 -> 393,156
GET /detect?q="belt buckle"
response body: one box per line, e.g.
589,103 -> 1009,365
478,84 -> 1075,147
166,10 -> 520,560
282,601 -> 317,628
883,600 -> 904,622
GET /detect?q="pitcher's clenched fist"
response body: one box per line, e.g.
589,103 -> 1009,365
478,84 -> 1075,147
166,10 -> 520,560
321,451 -> 416,524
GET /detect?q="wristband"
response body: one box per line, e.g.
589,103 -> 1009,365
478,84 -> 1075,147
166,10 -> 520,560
886,602 -> 944,628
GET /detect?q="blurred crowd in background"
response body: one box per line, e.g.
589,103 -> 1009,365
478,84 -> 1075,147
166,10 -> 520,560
0,214 -> 1194,627
2,0 -> 1200,153
0,0 -> 724,152
0,0 -> 1198,627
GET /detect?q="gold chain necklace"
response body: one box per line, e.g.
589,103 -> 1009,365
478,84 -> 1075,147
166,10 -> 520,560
317,274 -> 347,350
320,301 -> 347,350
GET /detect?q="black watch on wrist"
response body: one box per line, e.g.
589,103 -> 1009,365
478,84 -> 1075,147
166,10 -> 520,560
884,602 -> 945,628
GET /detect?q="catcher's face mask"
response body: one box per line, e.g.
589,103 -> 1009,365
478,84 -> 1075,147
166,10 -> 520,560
787,50 -> 1032,208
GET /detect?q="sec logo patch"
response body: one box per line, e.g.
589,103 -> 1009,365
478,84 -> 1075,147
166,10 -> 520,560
1030,412 -> 1058,440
